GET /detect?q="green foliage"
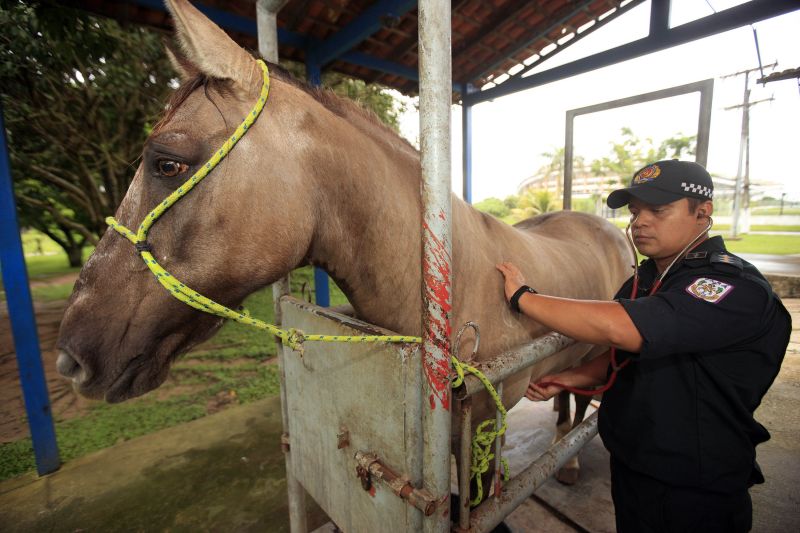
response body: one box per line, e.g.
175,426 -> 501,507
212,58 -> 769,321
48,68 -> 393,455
499,189 -> 560,224
1,2 -> 176,266
473,197 -> 510,218
589,128 -> 697,188
325,74 -> 407,132
278,61 -> 407,132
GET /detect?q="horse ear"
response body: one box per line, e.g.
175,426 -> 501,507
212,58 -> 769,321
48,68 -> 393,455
163,39 -> 199,82
165,0 -> 260,92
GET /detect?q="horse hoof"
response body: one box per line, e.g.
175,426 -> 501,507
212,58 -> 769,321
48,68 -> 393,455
556,467 -> 579,485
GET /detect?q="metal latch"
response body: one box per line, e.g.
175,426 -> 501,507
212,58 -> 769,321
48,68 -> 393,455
354,451 -> 437,516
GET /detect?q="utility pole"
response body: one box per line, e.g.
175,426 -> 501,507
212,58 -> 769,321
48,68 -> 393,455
722,63 -> 776,238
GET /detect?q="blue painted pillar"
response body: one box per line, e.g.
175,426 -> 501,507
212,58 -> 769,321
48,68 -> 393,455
305,62 -> 330,307
461,83 -> 474,204
0,102 -> 60,475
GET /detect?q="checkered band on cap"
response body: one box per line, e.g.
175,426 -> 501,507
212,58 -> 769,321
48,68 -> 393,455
681,181 -> 713,199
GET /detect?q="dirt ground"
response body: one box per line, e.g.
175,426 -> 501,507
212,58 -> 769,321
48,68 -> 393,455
0,274 -> 89,442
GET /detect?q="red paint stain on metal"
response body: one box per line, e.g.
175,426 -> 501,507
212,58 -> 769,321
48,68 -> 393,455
422,216 -> 453,410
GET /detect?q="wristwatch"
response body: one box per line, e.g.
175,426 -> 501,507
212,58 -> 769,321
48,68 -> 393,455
509,285 -> 537,313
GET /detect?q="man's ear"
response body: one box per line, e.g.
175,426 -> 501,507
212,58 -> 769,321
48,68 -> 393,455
696,201 -> 714,221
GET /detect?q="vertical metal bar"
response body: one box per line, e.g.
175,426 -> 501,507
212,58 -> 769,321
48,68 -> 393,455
458,399 -> 473,530
649,0 -> 671,37
695,80 -> 714,168
276,281 -> 307,533
406,343 -> 425,532
732,73 -> 750,240
258,8 -> 306,529
492,382 -> 503,499
461,84 -> 473,204
563,111 -> 575,211
0,102 -> 60,476
418,1 -> 453,530
256,0 -> 289,63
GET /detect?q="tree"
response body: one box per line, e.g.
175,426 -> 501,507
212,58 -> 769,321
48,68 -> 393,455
279,62 -> 407,133
590,127 -> 696,189
473,197 -> 510,218
1,2 -> 407,267
1,2 -> 176,266
536,147 -> 587,200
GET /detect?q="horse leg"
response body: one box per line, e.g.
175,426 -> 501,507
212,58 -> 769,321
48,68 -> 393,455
554,390 -> 580,485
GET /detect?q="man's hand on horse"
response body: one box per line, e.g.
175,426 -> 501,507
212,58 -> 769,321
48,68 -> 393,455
496,261 -> 526,302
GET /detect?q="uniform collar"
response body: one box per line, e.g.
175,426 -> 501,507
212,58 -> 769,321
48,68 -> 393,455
637,235 -> 726,281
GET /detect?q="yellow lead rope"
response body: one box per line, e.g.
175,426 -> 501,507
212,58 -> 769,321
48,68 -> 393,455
107,59 -> 506,503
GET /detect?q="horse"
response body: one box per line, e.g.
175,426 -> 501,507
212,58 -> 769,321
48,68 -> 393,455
55,0 -> 631,504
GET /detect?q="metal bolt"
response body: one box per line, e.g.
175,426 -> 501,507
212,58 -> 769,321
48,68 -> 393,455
356,465 -> 371,491
337,428 -> 350,449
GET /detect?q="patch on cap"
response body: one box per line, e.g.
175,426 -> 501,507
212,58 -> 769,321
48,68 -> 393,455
685,277 -> 734,304
633,164 -> 661,184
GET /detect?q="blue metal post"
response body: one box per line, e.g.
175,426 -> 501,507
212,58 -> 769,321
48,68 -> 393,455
0,103 -> 60,475
305,62 -> 330,307
461,84 -> 474,204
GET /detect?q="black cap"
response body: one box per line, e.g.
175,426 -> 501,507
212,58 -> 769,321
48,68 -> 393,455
606,160 -> 714,209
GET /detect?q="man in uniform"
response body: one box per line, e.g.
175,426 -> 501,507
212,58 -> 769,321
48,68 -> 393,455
496,160 -> 790,532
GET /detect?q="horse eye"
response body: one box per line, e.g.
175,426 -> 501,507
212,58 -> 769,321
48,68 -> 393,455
157,160 -> 188,177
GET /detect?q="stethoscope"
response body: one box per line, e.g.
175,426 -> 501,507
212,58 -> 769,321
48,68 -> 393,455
537,213 -> 714,396
625,213 -> 714,297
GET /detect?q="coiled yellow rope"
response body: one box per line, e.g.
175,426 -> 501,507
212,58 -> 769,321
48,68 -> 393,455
452,358 -> 510,505
107,58 -> 506,504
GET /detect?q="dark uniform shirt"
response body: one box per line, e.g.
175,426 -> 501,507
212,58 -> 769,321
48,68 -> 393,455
598,236 -> 791,493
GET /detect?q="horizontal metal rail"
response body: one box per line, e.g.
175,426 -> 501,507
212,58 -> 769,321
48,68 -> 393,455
466,411 -> 599,533
454,333 -> 576,400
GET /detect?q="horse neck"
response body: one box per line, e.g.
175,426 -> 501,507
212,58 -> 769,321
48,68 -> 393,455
300,104 -> 544,345
304,115 -> 424,335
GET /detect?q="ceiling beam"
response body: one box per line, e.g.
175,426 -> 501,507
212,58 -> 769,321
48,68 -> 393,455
465,0 -> 799,106
307,0 -> 417,67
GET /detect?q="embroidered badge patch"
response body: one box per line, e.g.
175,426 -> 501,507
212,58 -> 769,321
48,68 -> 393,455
686,277 -> 734,304
633,164 -> 661,184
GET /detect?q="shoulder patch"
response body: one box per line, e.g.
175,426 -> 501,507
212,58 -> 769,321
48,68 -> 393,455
686,277 -> 734,304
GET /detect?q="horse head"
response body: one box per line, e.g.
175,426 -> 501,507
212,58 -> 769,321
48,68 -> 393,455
56,0 -> 318,402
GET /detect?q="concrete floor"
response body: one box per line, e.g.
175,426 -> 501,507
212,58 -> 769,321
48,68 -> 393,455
2,298 -> 798,532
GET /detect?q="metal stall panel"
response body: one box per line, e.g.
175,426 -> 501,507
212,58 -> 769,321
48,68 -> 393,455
281,298 -> 424,532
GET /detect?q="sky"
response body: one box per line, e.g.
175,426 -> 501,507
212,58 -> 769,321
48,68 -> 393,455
396,0 -> 800,203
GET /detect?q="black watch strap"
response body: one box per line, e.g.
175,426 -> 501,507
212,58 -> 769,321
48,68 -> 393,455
509,285 -> 537,313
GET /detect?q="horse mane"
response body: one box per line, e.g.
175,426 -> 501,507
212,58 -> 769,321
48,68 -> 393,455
267,62 -> 417,155
152,60 -> 417,156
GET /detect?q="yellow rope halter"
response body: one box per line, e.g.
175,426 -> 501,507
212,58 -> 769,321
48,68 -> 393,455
106,59 -> 506,504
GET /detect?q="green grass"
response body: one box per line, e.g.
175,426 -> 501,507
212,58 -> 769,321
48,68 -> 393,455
0,263 -> 348,481
712,224 -> 800,233
721,234 -> 800,255
0,364 -> 281,480
750,207 -> 800,216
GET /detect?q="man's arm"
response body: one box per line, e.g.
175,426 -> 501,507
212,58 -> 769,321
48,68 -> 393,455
497,262 -> 643,353
526,349 -> 611,401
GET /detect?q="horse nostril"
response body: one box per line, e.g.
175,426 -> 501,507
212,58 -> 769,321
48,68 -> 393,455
56,351 -> 85,382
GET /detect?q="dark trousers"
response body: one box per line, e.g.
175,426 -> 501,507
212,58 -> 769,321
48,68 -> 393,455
610,457 -> 752,533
